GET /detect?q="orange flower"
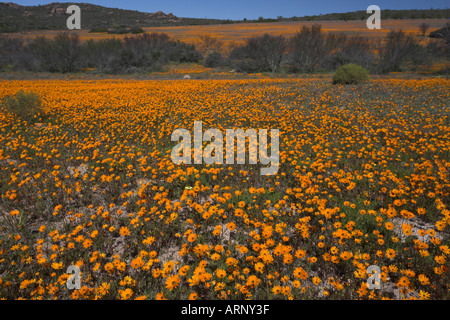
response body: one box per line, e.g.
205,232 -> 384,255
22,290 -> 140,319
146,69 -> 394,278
385,222 -> 394,230
155,292 -> 166,300
119,226 -> 130,236
226,222 -> 236,231
254,262 -> 264,273
10,210 -> 19,216
246,275 -> 261,287
386,248 -> 396,259
165,274 -> 181,291
293,267 -> 308,280
187,233 -> 197,243
189,292 -> 198,300
216,269 -> 226,278
119,288 -> 133,300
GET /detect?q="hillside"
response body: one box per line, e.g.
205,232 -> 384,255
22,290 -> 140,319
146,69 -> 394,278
0,2 -> 190,32
273,8 -> 450,22
1,2 -> 449,33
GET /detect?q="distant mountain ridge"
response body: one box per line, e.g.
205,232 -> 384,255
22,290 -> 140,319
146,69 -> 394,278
0,2 -> 187,32
0,2 -> 449,33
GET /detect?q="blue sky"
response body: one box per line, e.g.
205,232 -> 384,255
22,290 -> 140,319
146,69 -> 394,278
11,0 -> 450,19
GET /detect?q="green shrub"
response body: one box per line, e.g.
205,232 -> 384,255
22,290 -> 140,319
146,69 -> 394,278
130,26 -> 144,34
332,63 -> 369,84
1,90 -> 45,121
89,27 -> 108,33
108,27 -> 129,34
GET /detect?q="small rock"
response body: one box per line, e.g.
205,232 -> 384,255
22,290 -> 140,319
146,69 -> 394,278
68,163 -> 88,177
392,217 -> 445,243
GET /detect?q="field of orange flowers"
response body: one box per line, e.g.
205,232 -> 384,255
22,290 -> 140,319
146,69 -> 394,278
0,76 -> 449,300
13,18 -> 448,52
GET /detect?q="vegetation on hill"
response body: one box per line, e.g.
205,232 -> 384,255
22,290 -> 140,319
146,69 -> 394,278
0,2 -> 183,32
256,8 -> 450,23
0,2 -> 449,32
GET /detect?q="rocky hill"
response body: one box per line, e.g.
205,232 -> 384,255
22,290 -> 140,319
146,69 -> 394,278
1,2 -> 448,33
0,2 -> 186,32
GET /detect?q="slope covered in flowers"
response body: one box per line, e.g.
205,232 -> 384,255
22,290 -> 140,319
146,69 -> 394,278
0,77 -> 449,300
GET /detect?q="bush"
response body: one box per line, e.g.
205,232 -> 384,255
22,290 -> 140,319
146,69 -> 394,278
378,30 -> 418,73
130,27 -> 144,34
89,27 -> 108,33
21,36 -> 55,72
81,38 -> 123,72
332,63 -> 369,84
76,33 -> 201,74
19,32 -> 80,73
204,51 -> 223,67
53,32 -> 80,73
1,90 -> 45,121
327,36 -> 375,71
229,34 -> 286,72
0,35 -> 24,71
108,27 -> 129,34
197,35 -> 223,57
288,25 -> 334,73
